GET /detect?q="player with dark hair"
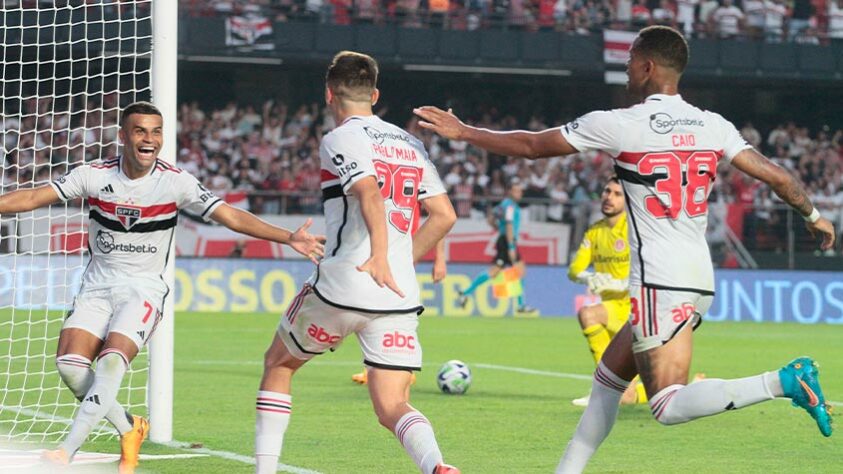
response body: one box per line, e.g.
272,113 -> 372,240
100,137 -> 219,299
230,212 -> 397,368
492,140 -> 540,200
254,51 -> 459,474
568,176 -> 647,406
0,101 -> 325,472
415,25 -> 834,473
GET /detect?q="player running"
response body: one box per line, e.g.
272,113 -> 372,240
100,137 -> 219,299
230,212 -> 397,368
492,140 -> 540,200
254,52 -> 459,474
568,177 -> 646,406
457,180 -> 536,314
0,101 -> 325,473
414,26 -> 835,473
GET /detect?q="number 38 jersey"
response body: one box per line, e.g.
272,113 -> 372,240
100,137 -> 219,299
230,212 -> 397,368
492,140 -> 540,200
51,157 -> 224,293
560,94 -> 751,294
313,115 -> 446,313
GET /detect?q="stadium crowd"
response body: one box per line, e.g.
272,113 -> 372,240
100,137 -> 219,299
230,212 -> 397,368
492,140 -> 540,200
182,0 -> 843,43
1,96 -> 841,253
172,100 -> 843,237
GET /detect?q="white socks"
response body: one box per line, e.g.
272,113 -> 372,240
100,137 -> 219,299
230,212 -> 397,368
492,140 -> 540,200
558,365 -> 783,474
255,390 -> 292,474
394,411 -> 443,474
557,362 -> 629,474
649,372 -> 780,425
60,350 -> 128,454
55,354 -> 134,435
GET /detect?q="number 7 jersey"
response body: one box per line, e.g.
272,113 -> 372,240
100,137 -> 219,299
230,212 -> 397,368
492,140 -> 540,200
560,94 -> 751,294
313,115 -> 446,313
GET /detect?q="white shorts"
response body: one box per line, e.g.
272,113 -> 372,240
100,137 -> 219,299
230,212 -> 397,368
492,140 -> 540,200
629,285 -> 712,353
277,285 -> 422,371
64,285 -> 166,350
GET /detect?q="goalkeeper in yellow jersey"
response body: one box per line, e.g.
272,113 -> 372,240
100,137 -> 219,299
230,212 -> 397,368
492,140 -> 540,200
568,177 -> 645,406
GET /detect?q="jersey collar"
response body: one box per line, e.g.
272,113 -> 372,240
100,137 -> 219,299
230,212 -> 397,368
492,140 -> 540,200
645,93 -> 681,102
118,155 -> 156,181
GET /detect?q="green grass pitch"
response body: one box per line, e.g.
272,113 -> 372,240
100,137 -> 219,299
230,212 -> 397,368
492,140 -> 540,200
5,313 -> 843,473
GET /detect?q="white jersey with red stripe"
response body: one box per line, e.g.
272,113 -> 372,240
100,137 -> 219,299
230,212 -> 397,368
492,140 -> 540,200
51,157 -> 224,293
313,115 -> 446,313
560,94 -> 751,294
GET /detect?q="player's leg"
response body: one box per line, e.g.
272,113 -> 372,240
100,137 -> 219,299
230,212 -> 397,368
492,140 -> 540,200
459,236 -> 509,306
361,313 -> 457,473
513,259 -> 536,314
256,286 -> 356,473
255,332 -> 307,474
56,328 -> 136,435
576,303 -> 610,365
55,287 -> 163,470
459,263 -> 500,300
603,299 -> 646,404
630,289 -> 829,436
352,365 -> 416,386
557,323 -> 637,474
44,291 -> 138,465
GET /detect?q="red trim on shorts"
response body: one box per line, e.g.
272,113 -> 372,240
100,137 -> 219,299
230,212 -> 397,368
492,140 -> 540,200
286,286 -> 310,325
651,288 -> 658,336
640,286 -> 647,338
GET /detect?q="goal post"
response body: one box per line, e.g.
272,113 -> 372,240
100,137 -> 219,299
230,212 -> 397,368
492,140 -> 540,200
0,0 -> 177,443
149,0 -> 178,444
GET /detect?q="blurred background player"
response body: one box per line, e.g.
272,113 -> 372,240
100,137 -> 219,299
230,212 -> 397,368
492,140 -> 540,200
0,102 -> 324,472
352,238 -> 446,385
254,51 -> 459,474
457,180 -> 536,314
567,177 -> 646,406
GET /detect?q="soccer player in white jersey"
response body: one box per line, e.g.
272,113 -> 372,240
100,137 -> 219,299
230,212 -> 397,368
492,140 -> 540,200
0,101 -> 325,473
254,52 -> 459,474
414,26 -> 835,472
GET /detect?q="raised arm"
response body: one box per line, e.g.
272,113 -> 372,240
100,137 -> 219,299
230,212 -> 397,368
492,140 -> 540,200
414,194 -> 457,263
0,185 -> 62,214
350,176 -> 404,297
731,148 -> 835,250
209,203 -> 325,263
413,106 -> 578,159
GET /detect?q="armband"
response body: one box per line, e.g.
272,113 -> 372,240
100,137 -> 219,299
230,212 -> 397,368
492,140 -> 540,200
803,208 -> 821,224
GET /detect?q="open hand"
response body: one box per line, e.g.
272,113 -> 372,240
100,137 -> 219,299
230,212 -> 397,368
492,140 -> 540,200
289,218 -> 326,264
413,106 -> 465,141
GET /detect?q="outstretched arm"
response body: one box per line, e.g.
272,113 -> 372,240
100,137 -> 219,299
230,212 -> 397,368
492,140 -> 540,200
209,203 -> 325,263
413,106 -> 578,159
731,148 -> 835,250
0,185 -> 62,214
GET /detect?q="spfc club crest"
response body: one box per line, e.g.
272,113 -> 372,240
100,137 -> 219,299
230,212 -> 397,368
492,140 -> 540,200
115,206 -> 142,230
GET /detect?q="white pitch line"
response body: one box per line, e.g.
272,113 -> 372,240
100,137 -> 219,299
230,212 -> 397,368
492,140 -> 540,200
162,441 -> 323,474
189,359 -> 843,406
0,405 -> 321,474
472,363 -> 594,381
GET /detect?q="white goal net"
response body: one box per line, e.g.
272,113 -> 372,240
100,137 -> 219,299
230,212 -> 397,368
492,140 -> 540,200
0,1 -> 153,442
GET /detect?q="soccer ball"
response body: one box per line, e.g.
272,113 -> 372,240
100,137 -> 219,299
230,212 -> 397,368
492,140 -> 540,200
436,360 -> 472,394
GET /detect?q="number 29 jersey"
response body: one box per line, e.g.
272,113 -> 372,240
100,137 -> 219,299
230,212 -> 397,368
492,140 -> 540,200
560,94 -> 751,294
313,115 -> 446,313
